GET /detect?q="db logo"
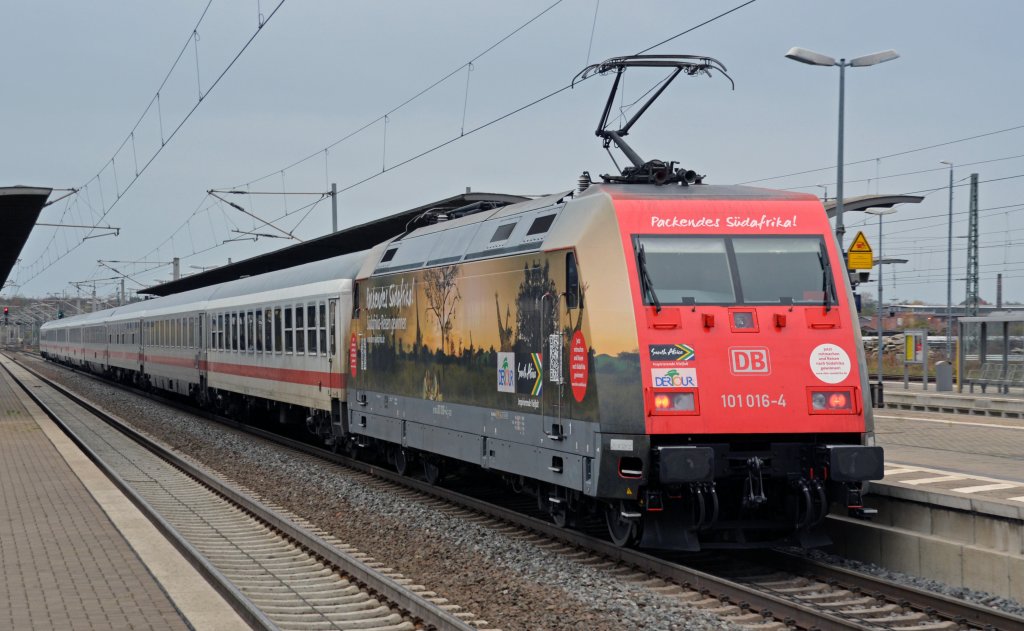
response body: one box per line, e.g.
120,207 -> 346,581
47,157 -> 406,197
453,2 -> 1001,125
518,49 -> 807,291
729,347 -> 771,375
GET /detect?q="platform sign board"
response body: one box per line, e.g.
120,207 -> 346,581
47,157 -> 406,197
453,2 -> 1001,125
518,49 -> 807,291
904,330 -> 925,364
846,231 -> 873,270
903,329 -> 929,390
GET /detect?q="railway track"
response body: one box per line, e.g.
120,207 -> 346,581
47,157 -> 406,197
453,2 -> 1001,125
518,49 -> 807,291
1,355 -> 491,631
14,353 -> 1024,631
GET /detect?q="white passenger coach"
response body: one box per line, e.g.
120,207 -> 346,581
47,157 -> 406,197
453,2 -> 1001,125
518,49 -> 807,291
40,251 -> 366,444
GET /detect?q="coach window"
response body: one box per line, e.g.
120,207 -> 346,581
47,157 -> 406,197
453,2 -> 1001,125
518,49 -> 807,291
319,302 -> 327,356
231,313 -> 238,351
246,311 -> 252,351
264,310 -> 272,352
307,303 -> 317,354
241,312 -> 248,352
273,308 -> 282,353
284,306 -> 294,353
295,304 -> 306,354
254,310 -> 263,352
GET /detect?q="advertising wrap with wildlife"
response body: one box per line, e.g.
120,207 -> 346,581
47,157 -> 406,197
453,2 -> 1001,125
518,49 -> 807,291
352,250 -> 643,428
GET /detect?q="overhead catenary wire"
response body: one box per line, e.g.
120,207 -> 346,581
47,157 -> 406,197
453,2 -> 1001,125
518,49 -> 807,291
138,1 -> 760,289
739,123 -> 1024,185
14,0 -> 289,290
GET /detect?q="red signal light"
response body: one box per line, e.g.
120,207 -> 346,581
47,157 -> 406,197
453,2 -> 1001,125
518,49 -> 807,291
828,392 -> 849,409
809,388 -> 855,413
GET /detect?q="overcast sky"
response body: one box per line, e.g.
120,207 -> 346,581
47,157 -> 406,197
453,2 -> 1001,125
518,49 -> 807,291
3,0 -> 1023,306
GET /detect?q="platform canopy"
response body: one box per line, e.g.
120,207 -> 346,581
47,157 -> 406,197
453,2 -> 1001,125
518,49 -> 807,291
142,191 -> 528,296
0,186 -> 52,291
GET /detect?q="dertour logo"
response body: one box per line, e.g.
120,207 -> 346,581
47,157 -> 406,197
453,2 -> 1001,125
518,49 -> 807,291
652,367 -> 698,388
497,352 -> 515,393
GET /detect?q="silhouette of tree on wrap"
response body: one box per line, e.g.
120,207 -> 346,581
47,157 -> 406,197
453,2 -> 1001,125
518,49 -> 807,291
495,293 -> 514,352
515,260 -> 557,353
423,265 -> 460,357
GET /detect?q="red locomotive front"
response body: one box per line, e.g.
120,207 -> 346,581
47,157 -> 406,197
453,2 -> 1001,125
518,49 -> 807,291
616,190 -> 867,435
589,185 -> 883,549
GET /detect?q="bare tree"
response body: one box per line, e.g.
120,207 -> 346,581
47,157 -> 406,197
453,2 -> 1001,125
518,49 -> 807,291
423,266 -> 461,356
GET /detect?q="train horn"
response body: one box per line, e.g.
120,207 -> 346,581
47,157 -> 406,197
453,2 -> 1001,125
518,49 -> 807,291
678,169 -> 698,185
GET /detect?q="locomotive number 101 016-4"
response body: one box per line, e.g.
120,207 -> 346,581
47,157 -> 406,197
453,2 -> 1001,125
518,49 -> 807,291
720,393 -> 787,408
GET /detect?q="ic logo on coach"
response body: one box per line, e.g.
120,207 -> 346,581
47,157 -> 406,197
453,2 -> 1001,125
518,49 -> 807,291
729,347 -> 771,375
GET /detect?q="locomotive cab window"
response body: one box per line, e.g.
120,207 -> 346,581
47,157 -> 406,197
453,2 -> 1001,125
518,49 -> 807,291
732,237 -> 833,305
565,251 -> 582,309
635,236 -> 735,304
633,235 -> 835,306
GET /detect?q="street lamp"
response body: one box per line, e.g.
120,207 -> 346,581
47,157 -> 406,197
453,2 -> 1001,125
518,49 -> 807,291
864,207 -> 898,385
940,160 -> 954,359
785,47 -> 900,253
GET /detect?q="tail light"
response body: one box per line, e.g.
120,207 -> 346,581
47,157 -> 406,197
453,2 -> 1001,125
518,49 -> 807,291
651,391 -> 697,414
807,387 -> 857,414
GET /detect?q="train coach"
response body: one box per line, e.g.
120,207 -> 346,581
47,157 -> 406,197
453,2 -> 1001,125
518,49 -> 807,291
42,251 -> 366,443
41,54 -> 884,550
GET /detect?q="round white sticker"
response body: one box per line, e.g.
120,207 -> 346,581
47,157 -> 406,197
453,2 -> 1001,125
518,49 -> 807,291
809,343 -> 851,384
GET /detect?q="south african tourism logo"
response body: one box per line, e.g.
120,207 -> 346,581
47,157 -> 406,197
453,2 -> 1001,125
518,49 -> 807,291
648,343 -> 695,362
517,353 -> 543,397
497,352 -> 515,393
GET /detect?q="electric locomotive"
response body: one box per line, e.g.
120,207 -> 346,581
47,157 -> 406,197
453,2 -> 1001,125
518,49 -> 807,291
346,56 -> 882,549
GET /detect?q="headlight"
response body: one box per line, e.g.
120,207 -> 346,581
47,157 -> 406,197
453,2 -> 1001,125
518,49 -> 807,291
808,387 -> 856,414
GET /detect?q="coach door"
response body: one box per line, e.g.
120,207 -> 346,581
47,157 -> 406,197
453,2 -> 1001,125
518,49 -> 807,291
328,299 -> 340,398
196,312 -> 206,370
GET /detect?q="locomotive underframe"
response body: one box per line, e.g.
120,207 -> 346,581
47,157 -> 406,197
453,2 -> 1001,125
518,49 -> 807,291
347,388 -> 881,550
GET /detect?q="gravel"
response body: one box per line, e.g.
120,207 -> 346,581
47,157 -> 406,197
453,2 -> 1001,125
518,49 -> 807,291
31,359 -> 741,631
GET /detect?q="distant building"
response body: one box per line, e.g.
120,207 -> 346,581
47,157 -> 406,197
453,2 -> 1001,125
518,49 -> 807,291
860,302 -> 1024,336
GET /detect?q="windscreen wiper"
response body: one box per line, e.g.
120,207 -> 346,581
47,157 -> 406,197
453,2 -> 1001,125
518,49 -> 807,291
637,244 -> 662,313
818,241 -> 836,313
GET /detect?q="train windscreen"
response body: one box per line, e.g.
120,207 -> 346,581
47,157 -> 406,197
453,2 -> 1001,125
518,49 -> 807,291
634,235 -> 831,306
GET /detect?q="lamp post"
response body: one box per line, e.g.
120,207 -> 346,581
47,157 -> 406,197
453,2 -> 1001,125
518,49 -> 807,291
865,207 -> 898,385
785,47 -> 899,253
940,161 -> 954,359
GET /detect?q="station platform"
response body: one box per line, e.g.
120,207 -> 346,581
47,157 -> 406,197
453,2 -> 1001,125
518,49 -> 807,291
839,379 -> 1024,598
0,360 -> 247,630
882,378 -> 1024,418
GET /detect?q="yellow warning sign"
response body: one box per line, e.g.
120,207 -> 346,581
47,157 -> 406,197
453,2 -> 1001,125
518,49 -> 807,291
846,231 -> 873,270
